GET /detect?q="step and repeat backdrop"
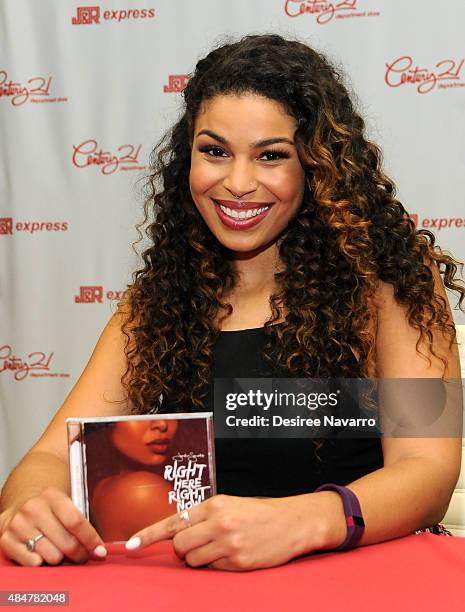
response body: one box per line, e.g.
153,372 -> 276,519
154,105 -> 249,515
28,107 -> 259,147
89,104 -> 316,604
1,0 -> 464,485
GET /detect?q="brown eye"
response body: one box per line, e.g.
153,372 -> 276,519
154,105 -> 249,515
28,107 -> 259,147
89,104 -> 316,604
199,145 -> 227,157
259,149 -> 291,161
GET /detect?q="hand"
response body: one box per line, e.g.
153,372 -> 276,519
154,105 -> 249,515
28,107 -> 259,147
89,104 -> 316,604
0,487 -> 107,566
124,494 -> 328,571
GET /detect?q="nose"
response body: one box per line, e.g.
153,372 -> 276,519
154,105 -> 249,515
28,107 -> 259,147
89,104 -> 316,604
150,419 -> 168,431
223,159 -> 257,199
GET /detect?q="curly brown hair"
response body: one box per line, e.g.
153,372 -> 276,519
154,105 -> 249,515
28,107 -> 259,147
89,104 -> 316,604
118,34 -> 465,436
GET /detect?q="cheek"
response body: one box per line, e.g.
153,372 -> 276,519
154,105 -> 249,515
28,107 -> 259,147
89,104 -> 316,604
113,437 -> 152,463
268,168 -> 305,203
189,161 -> 200,193
112,433 -> 135,455
190,158 -> 224,196
190,160 -> 209,195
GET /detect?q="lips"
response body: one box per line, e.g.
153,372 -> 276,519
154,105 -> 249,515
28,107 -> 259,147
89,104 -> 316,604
213,199 -> 273,211
213,199 -> 271,229
146,442 -> 170,456
146,438 -> 170,447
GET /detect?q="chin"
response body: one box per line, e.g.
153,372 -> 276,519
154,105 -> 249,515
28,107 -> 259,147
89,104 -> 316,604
212,230 -> 267,251
150,455 -> 167,464
222,241 -> 264,254
137,456 -> 165,466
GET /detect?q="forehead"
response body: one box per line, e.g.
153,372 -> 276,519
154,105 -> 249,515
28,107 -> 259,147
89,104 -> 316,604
194,93 -> 297,137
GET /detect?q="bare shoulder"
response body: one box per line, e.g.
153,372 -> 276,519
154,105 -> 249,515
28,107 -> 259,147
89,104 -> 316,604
92,472 -> 172,517
92,471 -> 166,501
91,471 -> 174,540
373,265 -> 460,378
374,268 -> 462,474
99,471 -> 168,489
30,305 -> 135,464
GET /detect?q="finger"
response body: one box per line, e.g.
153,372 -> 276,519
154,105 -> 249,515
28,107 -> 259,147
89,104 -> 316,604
184,541 -> 229,568
172,521 -> 213,560
34,508 -> 89,564
20,489 -> 106,559
7,513 -> 65,566
208,557 -> 243,571
44,489 -> 107,558
125,504 -> 205,551
0,530 -> 43,567
206,552 -> 253,571
30,536 -> 65,566
125,512 -> 183,550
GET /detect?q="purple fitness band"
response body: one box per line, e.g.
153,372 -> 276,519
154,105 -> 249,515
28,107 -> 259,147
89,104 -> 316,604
314,483 -> 365,550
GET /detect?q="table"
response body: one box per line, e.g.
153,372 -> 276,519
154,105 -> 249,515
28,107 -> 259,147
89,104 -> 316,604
1,534 -> 465,611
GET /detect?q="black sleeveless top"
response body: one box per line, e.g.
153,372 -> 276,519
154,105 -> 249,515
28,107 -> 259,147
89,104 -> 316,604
202,326 -> 384,497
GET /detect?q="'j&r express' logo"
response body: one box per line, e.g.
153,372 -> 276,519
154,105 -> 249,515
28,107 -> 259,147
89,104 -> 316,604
0,218 -> 13,235
284,0 -> 380,24
72,6 -> 100,24
163,75 -> 191,93
75,286 -> 127,303
409,213 -> 465,231
0,346 -> 70,382
385,56 -> 465,93
0,218 -> 69,235
72,139 -> 147,175
71,6 -> 155,25
0,71 -> 68,106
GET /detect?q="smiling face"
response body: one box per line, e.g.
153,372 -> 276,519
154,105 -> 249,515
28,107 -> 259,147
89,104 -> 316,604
110,419 -> 178,466
189,93 -> 306,254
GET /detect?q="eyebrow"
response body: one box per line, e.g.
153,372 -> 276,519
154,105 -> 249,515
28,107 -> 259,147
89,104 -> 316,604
195,129 -> 295,148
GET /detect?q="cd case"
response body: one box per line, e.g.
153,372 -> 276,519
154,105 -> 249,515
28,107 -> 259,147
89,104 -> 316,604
66,413 -> 216,543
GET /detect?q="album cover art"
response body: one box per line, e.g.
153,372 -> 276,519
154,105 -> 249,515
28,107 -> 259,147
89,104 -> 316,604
67,413 -> 216,543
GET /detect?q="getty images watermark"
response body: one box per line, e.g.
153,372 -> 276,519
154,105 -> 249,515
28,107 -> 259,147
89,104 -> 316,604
213,378 -> 464,439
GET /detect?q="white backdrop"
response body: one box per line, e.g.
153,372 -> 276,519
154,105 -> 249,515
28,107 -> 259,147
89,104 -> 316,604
1,0 -> 464,486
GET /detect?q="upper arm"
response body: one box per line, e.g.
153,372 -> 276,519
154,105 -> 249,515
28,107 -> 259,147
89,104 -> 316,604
30,310 -> 132,464
375,263 -> 460,379
375,265 -> 462,479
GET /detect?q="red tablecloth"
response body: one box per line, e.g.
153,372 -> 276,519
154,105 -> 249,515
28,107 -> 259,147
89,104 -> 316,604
1,533 -> 464,611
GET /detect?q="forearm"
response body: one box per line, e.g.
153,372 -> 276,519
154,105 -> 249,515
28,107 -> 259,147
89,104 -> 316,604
282,456 -> 456,557
0,451 -> 70,516
311,456 -> 457,551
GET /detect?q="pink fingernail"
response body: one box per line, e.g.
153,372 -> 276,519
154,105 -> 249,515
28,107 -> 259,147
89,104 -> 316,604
125,537 -> 141,550
93,545 -> 107,557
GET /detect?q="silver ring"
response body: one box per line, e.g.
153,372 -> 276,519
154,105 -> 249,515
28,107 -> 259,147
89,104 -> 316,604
178,509 -> 191,528
25,533 -> 46,552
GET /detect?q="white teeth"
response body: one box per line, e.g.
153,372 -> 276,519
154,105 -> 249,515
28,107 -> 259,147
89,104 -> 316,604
218,204 -> 270,220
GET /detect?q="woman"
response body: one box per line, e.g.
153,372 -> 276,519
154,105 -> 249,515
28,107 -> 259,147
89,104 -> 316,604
85,419 -> 179,542
0,34 -> 463,570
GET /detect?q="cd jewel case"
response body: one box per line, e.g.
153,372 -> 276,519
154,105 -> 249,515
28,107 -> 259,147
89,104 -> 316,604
67,413 -> 216,543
